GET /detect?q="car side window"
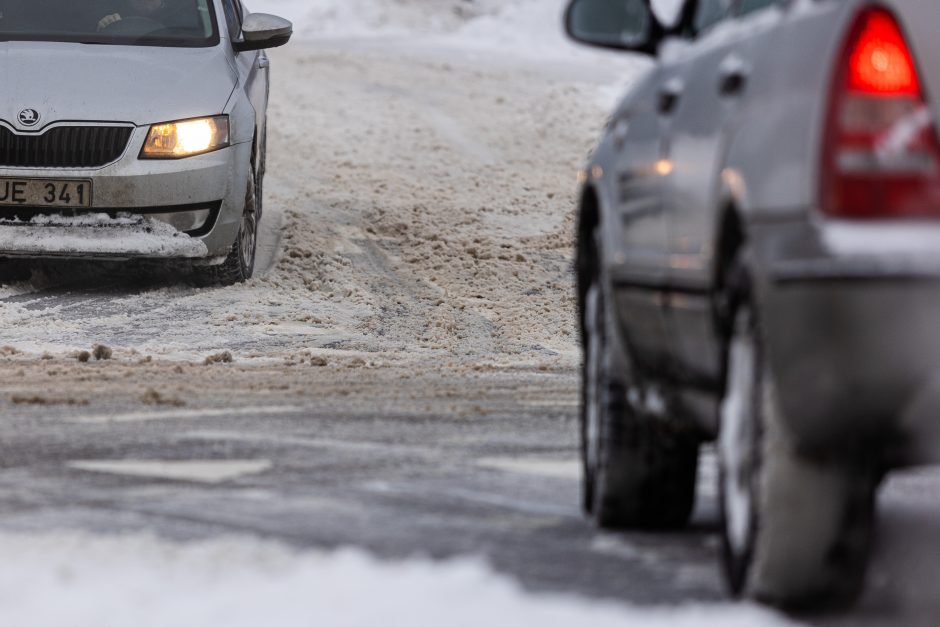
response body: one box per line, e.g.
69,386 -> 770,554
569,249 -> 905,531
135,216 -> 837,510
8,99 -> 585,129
734,0 -> 780,17
221,0 -> 242,41
694,0 -> 732,33
197,0 -> 213,35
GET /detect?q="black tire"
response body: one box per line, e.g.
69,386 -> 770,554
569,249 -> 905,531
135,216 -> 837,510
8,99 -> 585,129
193,163 -> 260,287
580,233 -> 699,530
256,129 -> 267,220
0,258 -> 28,285
718,275 -> 876,610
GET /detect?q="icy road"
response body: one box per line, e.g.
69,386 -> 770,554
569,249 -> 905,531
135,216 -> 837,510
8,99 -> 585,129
0,11 -> 937,626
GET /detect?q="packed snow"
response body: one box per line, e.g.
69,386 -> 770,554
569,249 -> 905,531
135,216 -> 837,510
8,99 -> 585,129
0,532 -> 799,627
0,6 -> 637,362
250,0 -> 644,78
0,0 -> 645,363
0,214 -> 207,258
252,0 -> 575,52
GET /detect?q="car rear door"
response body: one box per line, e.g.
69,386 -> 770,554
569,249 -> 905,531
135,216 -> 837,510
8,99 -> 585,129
659,0 -> 785,385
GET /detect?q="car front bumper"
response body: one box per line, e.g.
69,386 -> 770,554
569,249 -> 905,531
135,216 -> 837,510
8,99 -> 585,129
753,217 -> 940,466
0,126 -> 251,260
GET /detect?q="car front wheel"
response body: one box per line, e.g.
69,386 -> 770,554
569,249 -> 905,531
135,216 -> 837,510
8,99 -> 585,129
581,231 -> 699,529
193,163 -> 260,287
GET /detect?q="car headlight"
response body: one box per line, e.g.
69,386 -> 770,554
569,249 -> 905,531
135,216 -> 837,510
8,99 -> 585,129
140,116 -> 230,159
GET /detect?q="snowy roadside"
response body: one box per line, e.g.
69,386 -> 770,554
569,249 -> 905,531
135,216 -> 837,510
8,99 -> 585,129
250,0 -> 646,105
0,43 -> 604,365
251,0 -> 619,58
0,532 -> 798,627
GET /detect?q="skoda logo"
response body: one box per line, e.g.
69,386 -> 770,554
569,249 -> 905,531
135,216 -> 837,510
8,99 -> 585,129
18,109 -> 40,127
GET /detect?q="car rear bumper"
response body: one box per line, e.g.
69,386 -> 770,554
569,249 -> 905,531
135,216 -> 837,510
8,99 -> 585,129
0,130 -> 250,260
753,217 -> 940,466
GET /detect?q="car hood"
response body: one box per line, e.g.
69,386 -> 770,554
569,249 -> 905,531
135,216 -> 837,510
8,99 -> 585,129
0,42 -> 236,130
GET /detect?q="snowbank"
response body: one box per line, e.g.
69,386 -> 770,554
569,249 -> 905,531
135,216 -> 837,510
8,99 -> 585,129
249,0 -> 611,61
0,532 -> 798,627
248,0 -> 497,37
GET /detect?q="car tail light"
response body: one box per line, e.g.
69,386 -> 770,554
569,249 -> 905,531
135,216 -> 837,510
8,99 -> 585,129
821,8 -> 940,218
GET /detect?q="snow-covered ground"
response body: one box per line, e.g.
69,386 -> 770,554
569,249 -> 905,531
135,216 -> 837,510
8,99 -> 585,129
0,0 -> 644,365
251,0 -> 591,57
250,0 -> 643,107
0,532 -> 796,627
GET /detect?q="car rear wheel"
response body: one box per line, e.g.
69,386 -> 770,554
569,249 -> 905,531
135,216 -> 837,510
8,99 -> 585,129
193,164 -> 260,287
719,288 -> 877,609
581,233 -> 699,529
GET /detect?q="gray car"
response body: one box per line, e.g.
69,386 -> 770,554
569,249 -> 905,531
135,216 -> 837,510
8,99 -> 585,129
0,0 -> 291,285
567,0 -> 940,609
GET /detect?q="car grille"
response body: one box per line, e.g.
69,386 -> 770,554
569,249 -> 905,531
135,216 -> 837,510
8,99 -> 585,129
0,125 -> 133,168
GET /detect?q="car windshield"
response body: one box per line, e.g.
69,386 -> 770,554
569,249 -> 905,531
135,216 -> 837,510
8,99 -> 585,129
0,0 -> 219,47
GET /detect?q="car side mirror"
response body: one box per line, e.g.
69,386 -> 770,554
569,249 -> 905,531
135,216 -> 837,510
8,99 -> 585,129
564,0 -> 696,55
234,13 -> 293,52
565,0 -> 655,53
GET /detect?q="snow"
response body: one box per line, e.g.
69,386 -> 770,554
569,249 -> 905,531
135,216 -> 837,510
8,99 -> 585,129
0,0 -> 645,363
67,459 -> 274,483
250,0 -> 635,63
0,36 -> 627,363
22,213 -> 142,227
477,457 -> 581,479
0,532 -> 799,627
0,214 -> 207,258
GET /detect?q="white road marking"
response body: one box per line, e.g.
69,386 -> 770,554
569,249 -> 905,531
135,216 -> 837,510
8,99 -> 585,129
67,460 -> 273,484
363,482 -> 577,518
477,457 -> 580,480
590,536 -> 671,570
520,399 -> 580,408
179,431 -> 437,457
68,406 -> 302,425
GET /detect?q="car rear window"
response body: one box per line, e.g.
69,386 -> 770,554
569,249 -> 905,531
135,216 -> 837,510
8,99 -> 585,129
0,0 -> 220,48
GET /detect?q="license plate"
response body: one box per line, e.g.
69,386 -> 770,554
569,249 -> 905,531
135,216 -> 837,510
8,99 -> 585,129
0,178 -> 92,208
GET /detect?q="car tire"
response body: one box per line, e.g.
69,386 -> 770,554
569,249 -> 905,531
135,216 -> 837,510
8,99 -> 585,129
193,163 -> 260,287
0,258 -> 28,285
719,276 -> 876,610
581,232 -> 699,529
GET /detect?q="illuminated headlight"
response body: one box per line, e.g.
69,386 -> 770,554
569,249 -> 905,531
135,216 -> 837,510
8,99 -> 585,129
140,116 -> 229,159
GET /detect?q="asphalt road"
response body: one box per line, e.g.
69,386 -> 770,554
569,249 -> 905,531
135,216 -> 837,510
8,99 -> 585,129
0,335 -> 937,625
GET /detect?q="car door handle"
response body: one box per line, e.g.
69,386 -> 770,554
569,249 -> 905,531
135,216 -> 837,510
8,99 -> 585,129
658,80 -> 684,116
719,70 -> 747,96
718,57 -> 749,97
257,56 -> 270,69
612,117 -> 630,150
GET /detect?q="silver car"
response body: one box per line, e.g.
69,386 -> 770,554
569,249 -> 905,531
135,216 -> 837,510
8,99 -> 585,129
567,0 -> 940,610
0,0 -> 291,285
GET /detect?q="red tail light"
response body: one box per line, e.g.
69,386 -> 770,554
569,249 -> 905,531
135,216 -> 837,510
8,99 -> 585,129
847,12 -> 919,95
821,8 -> 940,219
